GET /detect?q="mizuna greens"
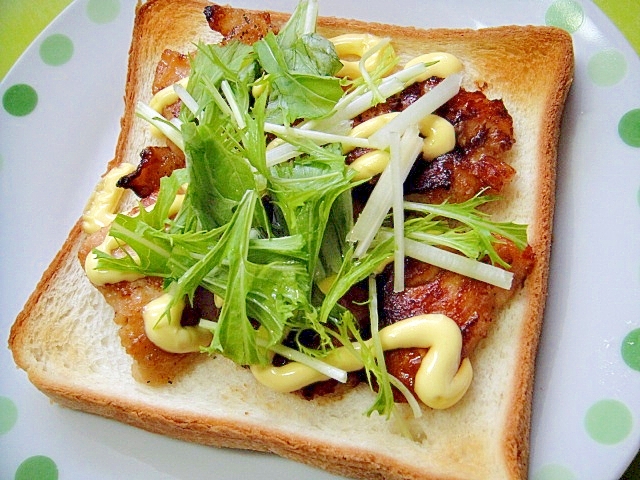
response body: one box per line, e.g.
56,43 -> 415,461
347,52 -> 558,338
97,0 -> 528,417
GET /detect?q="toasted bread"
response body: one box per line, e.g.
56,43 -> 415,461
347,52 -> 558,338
9,1 -> 573,478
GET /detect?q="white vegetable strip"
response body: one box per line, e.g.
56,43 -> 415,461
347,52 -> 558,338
327,63 -> 430,124
377,232 -> 514,289
266,342 -> 349,384
135,101 -> 185,151
200,319 -> 349,384
389,131 -> 405,293
368,276 -> 422,418
265,120 -> 354,167
358,37 -> 392,102
388,375 -> 423,419
173,82 -> 199,115
264,123 -> 372,149
208,82 -> 235,119
368,72 -> 462,149
266,143 -> 302,167
348,126 -> 423,257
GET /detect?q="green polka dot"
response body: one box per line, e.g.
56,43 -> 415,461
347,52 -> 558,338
0,396 -> 18,434
587,49 -> 627,86
532,463 -> 576,480
15,456 -> 58,480
622,328 -> 640,371
545,0 -> 585,33
2,84 -> 38,117
585,399 -> 633,445
86,0 -> 120,24
39,33 -> 74,66
619,109 -> 640,147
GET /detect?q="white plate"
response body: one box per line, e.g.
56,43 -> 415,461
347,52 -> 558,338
1,1 -> 639,479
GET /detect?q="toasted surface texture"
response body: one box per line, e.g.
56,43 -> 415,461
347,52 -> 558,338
9,1 -> 574,479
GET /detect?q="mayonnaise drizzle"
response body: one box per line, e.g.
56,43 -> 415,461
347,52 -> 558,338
330,33 -> 394,79
84,235 -> 145,286
418,114 -> 456,160
84,192 -> 186,286
143,293 -> 213,354
82,162 -> 136,234
250,313 -> 472,409
149,77 -> 190,114
404,52 -> 464,81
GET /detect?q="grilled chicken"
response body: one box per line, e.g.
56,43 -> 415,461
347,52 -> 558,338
117,145 -> 185,198
204,4 -> 275,45
83,6 -> 532,397
379,239 -> 534,401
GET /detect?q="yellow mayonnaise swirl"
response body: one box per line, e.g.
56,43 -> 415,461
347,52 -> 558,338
345,109 -> 456,180
143,293 -> 213,354
84,193 -> 185,286
403,52 -> 464,81
418,114 -> 456,160
344,112 -> 399,154
349,150 -> 391,181
251,313 -> 472,410
149,76 -> 190,114
330,33 -> 395,79
345,113 -> 397,180
82,162 -> 136,234
84,235 -> 145,286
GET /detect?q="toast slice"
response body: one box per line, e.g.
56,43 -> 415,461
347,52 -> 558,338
9,1 -> 574,479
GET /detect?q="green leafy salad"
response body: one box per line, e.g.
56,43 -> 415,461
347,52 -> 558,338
95,0 -> 528,418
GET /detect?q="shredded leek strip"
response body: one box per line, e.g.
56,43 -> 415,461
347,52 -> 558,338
135,101 -> 185,151
321,64 -> 424,129
366,274 -> 389,414
173,83 -> 199,115
265,342 -> 349,384
266,143 -> 302,166
389,131 -> 405,292
202,75 -> 235,120
368,276 -> 422,418
199,319 -> 349,383
377,232 -> 514,289
198,319 -> 218,331
388,376 -> 423,419
368,275 -> 384,375
349,127 -> 423,257
265,120 -> 354,167
264,123 -> 371,149
366,275 -> 389,411
368,72 -> 462,149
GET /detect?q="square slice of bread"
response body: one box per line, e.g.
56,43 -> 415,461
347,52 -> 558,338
9,1 -> 574,479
